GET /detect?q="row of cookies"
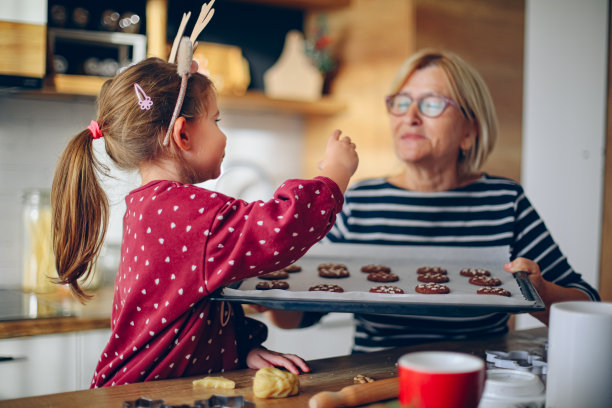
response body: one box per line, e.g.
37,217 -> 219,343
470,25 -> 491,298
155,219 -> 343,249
415,266 -> 511,296
254,263 -> 510,296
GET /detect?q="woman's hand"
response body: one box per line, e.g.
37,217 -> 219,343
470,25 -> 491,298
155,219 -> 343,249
504,257 -> 547,296
504,257 -> 590,325
246,348 -> 310,375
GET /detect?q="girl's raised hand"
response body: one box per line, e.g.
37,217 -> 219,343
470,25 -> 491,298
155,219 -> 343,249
318,129 -> 359,193
246,348 -> 310,375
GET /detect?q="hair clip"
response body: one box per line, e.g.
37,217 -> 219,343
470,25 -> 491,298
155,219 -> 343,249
163,1 -> 216,146
134,83 -> 153,110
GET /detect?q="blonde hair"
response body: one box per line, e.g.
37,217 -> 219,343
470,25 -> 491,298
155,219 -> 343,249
389,49 -> 499,176
51,57 -> 214,301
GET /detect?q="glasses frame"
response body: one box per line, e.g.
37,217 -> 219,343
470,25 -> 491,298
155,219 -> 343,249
385,92 -> 464,118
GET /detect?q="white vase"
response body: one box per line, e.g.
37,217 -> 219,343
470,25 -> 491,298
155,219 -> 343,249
264,30 -> 323,101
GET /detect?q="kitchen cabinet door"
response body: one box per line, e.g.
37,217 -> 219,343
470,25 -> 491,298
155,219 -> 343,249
76,329 -> 111,390
0,333 -> 78,399
0,329 -> 111,399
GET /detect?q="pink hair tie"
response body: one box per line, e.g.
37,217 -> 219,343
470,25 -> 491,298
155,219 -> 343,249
88,120 -> 103,139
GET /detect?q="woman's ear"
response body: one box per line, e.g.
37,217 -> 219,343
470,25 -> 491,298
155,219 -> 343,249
171,117 -> 191,151
461,133 -> 477,151
460,121 -> 478,151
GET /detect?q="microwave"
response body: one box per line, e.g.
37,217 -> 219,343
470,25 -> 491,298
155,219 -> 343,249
0,0 -> 47,88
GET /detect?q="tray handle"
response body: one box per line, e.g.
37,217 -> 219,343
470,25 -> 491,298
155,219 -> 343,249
513,271 -> 545,310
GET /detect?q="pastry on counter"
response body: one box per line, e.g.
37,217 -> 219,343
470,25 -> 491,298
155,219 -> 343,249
253,367 -> 299,399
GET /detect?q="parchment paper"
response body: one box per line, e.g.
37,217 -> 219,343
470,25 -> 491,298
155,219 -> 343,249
218,243 -> 544,315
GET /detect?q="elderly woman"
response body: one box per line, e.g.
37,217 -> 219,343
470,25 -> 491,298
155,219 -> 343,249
266,49 -> 599,353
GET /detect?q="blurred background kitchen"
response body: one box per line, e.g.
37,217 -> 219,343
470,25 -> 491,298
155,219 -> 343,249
0,0 -> 610,399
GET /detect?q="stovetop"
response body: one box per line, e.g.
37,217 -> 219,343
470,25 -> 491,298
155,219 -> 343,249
0,288 -> 73,321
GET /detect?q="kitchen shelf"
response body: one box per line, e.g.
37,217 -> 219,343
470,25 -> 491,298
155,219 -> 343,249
218,90 -> 346,116
229,0 -> 351,10
18,76 -> 346,116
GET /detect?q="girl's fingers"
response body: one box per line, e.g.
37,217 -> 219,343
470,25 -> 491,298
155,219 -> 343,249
330,129 -> 342,142
257,352 -> 309,375
282,353 -> 310,373
248,353 -> 272,370
256,354 -> 296,374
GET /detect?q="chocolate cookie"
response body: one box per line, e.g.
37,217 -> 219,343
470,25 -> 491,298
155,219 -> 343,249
309,283 -> 344,292
318,264 -> 350,278
417,266 -> 447,275
318,263 -> 347,271
258,270 -> 289,280
417,272 -> 450,283
415,282 -> 450,294
284,264 -> 302,273
460,268 -> 491,277
256,280 -> 289,290
369,285 -> 404,294
469,275 -> 502,286
360,264 -> 391,274
477,286 -> 511,297
367,271 -> 399,282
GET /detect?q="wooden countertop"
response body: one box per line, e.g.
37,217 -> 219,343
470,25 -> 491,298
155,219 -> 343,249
0,327 -> 548,407
0,287 -> 113,339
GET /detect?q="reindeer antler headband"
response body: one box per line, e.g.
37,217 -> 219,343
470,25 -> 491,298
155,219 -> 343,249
163,0 -> 216,146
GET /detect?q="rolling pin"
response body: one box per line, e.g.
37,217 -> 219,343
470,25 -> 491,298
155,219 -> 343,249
308,377 -> 398,408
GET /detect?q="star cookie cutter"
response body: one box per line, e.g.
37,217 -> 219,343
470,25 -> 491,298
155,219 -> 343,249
485,350 -> 547,375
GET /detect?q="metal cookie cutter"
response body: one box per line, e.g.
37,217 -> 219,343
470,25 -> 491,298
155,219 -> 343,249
123,395 -> 254,408
486,350 -> 548,375
202,395 -> 254,408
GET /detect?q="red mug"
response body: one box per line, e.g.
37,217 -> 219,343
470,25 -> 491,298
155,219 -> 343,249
398,351 -> 486,408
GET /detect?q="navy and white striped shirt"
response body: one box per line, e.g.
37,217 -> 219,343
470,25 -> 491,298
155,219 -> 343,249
321,174 -> 600,353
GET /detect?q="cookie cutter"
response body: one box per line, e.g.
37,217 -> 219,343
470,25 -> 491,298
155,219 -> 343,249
485,350 -> 547,375
123,395 -> 254,408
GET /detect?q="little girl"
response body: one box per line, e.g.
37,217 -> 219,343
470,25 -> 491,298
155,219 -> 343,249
51,56 -> 358,387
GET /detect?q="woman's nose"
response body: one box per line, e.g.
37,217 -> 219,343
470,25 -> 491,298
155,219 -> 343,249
401,101 -> 421,125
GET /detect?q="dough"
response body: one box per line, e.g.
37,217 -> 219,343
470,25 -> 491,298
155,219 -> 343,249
192,376 -> 236,389
252,367 -> 299,398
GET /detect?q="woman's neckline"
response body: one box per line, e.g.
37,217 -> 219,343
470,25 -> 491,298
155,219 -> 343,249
383,173 -> 486,192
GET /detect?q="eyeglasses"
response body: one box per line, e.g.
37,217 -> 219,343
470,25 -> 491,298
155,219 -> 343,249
385,93 -> 462,118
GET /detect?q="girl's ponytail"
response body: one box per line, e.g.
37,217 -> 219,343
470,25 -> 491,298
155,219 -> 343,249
51,129 -> 109,302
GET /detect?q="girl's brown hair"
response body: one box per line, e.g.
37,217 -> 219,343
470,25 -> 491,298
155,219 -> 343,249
51,57 -> 214,301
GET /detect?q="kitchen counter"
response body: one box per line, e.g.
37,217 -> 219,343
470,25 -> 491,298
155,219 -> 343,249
0,287 -> 113,339
0,327 -> 548,407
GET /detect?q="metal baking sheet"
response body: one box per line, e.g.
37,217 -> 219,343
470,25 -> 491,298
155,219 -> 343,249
213,243 -> 545,316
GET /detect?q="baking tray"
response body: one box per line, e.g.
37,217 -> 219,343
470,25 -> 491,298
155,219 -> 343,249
212,243 -> 545,316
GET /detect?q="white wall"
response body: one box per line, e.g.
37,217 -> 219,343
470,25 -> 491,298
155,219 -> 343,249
519,0 -> 608,328
0,0 -> 47,24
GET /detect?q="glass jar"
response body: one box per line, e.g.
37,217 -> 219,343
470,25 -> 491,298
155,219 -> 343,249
22,189 -> 56,293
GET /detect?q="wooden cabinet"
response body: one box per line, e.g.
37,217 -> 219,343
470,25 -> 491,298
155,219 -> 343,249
0,0 -> 47,88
